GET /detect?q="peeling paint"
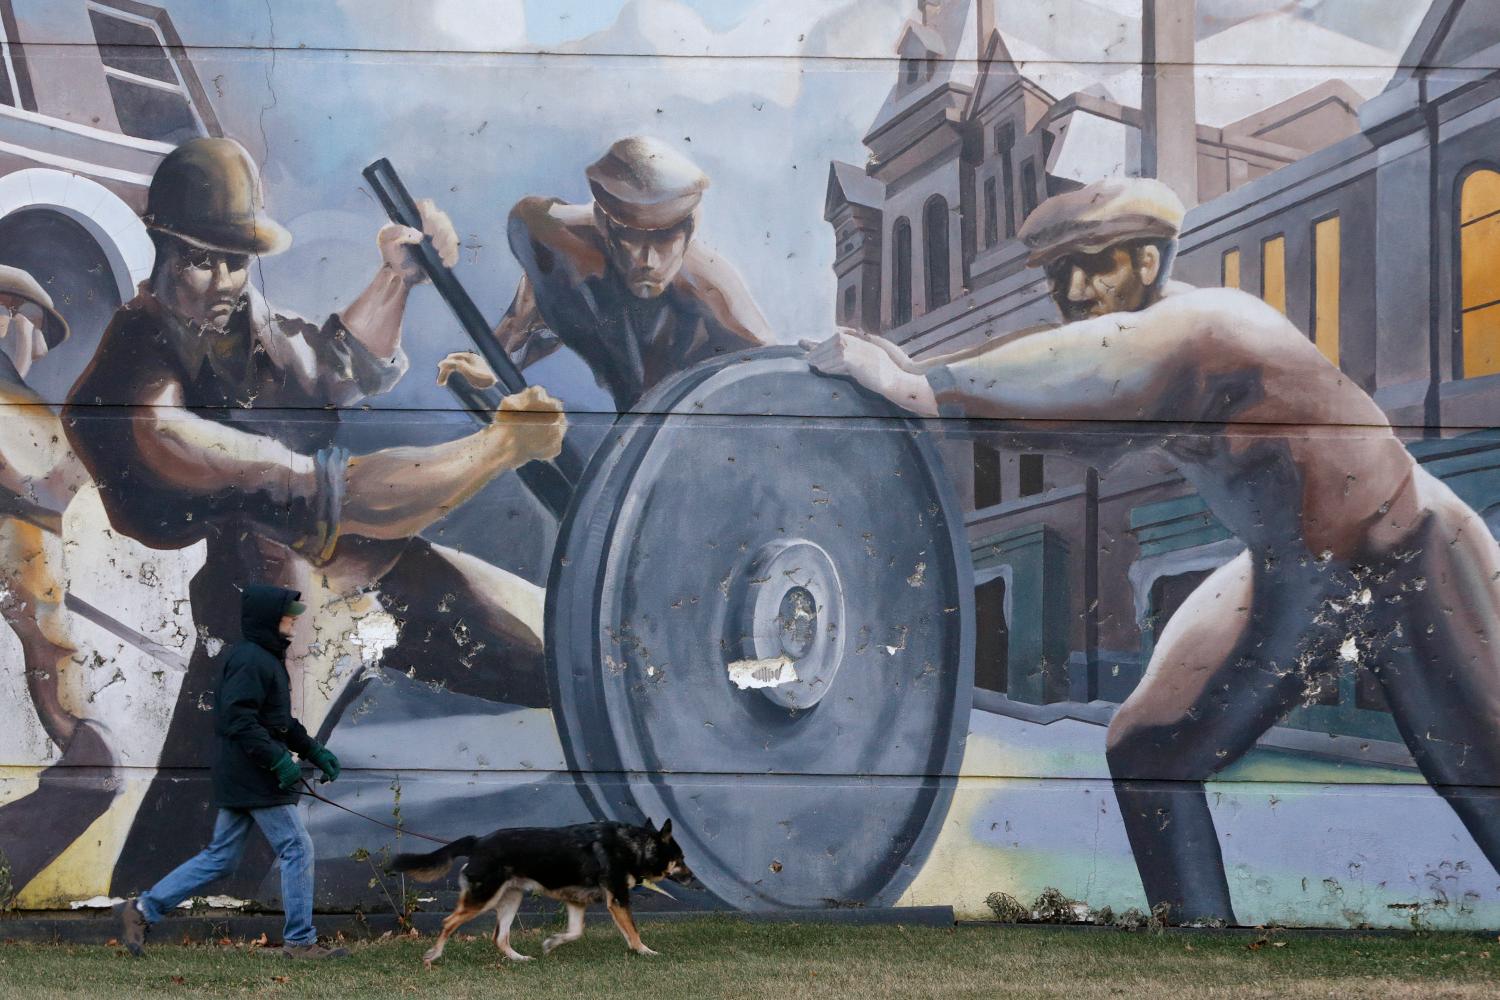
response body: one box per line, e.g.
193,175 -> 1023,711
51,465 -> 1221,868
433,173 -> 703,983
349,610 -> 399,666
727,656 -> 798,690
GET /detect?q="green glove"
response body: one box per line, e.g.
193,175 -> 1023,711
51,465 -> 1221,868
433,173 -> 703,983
306,742 -> 340,784
270,751 -> 302,791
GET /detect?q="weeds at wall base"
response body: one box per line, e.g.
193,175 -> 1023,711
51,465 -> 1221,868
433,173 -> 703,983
985,887 -> 1182,933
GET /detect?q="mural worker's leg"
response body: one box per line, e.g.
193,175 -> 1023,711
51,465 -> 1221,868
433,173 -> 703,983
1106,551 -> 1334,923
365,539 -> 547,707
1374,473 -> 1500,872
0,517 -> 118,892
0,722 -> 115,894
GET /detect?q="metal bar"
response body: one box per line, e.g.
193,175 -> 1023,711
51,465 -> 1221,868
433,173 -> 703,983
362,157 -> 581,520
63,592 -> 190,673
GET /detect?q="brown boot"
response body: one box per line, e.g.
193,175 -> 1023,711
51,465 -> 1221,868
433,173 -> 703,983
117,899 -> 149,957
282,941 -> 351,960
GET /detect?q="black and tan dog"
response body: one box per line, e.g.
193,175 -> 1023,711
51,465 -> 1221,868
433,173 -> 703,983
390,819 -> 693,965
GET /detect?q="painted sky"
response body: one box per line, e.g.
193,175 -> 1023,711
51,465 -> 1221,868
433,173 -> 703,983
119,0 -> 1432,414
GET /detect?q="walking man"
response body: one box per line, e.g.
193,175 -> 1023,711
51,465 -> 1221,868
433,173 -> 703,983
120,584 -> 345,959
805,176 -> 1500,924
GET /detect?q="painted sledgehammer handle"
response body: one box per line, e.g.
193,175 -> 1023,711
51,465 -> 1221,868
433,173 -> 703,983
363,157 -> 580,521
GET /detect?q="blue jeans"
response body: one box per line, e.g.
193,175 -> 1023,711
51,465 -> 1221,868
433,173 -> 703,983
136,804 -> 316,946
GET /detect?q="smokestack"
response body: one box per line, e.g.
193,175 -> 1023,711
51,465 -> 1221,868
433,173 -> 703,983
976,0 -> 995,45
1140,0 -> 1198,207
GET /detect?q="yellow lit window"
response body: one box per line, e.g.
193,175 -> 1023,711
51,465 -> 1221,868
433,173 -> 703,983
1222,248 -> 1240,289
1261,235 -> 1286,314
1461,168 -> 1500,378
1313,215 -> 1340,365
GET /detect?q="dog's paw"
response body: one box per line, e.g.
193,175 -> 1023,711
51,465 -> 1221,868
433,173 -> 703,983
633,945 -> 660,957
542,938 -> 562,955
505,952 -> 534,962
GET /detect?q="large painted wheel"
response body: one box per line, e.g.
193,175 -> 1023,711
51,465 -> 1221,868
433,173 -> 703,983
545,348 -> 973,909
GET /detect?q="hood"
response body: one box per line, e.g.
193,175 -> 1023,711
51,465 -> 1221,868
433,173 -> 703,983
240,584 -> 299,658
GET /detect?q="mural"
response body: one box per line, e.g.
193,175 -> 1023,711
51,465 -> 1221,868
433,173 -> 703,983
0,0 -> 1498,929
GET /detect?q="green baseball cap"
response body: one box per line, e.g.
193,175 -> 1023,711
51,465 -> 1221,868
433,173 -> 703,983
285,600 -> 307,617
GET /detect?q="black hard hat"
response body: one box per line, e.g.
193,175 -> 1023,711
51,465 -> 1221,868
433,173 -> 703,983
144,137 -> 291,255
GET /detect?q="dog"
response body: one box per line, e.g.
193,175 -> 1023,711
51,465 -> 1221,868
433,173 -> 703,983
390,818 -> 693,965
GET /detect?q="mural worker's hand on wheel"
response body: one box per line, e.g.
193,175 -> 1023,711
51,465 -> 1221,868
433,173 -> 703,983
802,331 -> 938,417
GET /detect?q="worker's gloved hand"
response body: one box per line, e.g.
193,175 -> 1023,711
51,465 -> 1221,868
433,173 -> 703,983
306,742 -> 340,784
271,751 -> 302,792
305,743 -> 340,784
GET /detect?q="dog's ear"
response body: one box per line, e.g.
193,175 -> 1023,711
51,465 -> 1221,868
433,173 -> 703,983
645,817 -> 659,833
660,818 -> 673,840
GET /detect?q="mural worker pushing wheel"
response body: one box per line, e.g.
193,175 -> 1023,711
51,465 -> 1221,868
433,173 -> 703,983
806,176 -> 1500,925
352,154 -> 975,910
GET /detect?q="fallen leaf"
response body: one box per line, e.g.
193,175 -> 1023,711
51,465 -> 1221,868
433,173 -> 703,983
251,932 -> 270,948
218,937 -> 232,946
170,976 -> 186,985
1272,941 -> 1287,948
106,938 -> 119,947
271,975 -> 290,984
1184,943 -> 1194,951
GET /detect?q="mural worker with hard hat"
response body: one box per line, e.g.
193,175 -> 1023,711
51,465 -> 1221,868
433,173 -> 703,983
807,176 -> 1500,925
0,267 -> 121,894
62,138 -> 568,897
118,585 -> 345,960
439,136 -> 774,410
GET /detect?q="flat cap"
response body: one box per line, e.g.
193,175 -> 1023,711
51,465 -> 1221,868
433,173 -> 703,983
0,263 -> 68,348
586,136 -> 708,231
1018,177 -> 1185,266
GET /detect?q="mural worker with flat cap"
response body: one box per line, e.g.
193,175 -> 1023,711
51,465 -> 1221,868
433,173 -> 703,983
63,137 -> 568,893
118,585 -> 346,960
439,136 -> 773,410
807,176 -> 1500,925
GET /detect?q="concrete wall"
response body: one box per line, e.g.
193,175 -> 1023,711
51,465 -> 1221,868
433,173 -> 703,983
0,0 -> 1498,932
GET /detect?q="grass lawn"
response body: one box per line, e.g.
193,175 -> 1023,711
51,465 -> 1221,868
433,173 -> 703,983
0,918 -> 1496,999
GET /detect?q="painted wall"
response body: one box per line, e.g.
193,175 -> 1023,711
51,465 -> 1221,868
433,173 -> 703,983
1,0 -> 1498,930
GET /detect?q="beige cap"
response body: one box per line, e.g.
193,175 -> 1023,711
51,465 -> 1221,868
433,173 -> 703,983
0,264 -> 68,347
1018,177 -> 1185,266
586,136 -> 709,231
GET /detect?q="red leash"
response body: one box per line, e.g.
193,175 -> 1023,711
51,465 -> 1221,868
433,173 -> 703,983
297,779 -> 451,846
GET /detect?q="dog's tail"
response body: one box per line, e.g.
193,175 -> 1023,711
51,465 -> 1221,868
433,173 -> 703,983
389,836 -> 478,883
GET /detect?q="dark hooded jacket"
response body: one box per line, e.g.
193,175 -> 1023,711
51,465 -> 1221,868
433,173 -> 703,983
211,585 -> 316,809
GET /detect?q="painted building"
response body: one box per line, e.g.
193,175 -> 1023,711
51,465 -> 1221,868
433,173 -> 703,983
830,0 -> 1500,741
